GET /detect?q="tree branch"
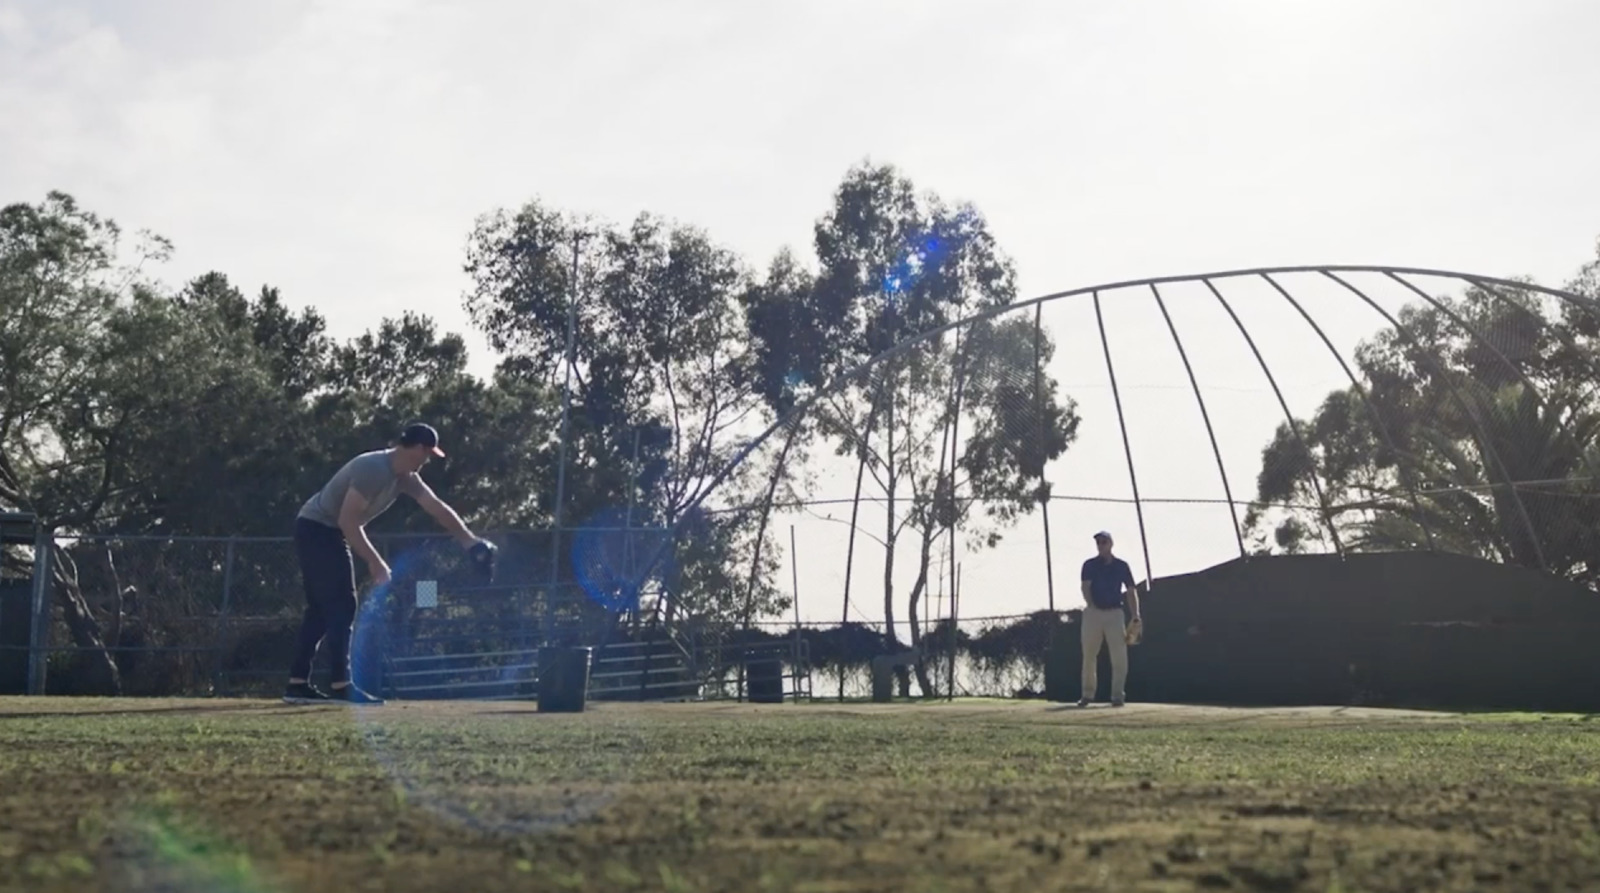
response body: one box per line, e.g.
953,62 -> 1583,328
663,353 -> 685,475
710,401 -> 761,438
687,370 -> 721,485
54,410 -> 126,530
0,448 -> 28,511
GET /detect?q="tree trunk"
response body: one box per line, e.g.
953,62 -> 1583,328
919,331 -> 966,700
839,381 -> 886,700
105,543 -> 124,649
741,422 -> 803,631
884,372 -> 908,696
906,523 -> 937,697
52,545 -> 122,694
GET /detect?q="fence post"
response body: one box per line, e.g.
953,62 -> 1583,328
212,537 -> 237,696
27,528 -> 53,696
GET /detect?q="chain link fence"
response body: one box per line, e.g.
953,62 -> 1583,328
12,529 -> 662,697
4,524 -> 1071,699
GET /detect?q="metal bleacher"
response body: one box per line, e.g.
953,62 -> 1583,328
379,625 -> 813,704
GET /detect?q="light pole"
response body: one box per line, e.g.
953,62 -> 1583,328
546,229 -> 587,644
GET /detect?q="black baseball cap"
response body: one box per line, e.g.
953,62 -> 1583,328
398,422 -> 446,457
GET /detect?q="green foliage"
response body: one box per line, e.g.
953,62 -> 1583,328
461,199 -> 791,624
0,191 -> 576,692
1246,262 -> 1600,586
743,162 -> 1081,694
0,191 -> 157,523
2,163 -> 1077,695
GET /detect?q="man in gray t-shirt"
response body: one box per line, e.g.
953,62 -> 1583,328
297,449 -> 406,530
285,422 -> 489,705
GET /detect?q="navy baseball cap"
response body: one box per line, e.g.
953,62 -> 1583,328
398,423 -> 446,457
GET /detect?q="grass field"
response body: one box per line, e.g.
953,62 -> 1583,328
3,697 -> 1599,892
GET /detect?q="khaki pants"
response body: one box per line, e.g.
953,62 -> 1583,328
1080,607 -> 1128,702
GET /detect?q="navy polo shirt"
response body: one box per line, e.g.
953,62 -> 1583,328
1081,556 -> 1135,610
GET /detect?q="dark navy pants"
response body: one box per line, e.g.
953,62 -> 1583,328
289,518 -> 358,684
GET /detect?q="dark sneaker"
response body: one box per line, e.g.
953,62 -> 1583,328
1111,699 -> 1126,708
282,682 -> 332,705
1076,698 -> 1091,708
329,684 -> 384,705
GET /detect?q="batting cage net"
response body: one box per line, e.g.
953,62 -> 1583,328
672,264 -> 1600,703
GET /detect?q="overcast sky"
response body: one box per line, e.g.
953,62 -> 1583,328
4,1 -> 1599,626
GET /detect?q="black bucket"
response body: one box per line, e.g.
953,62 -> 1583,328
538,646 -> 593,713
747,659 -> 784,703
870,663 -> 894,703
1044,619 -> 1077,703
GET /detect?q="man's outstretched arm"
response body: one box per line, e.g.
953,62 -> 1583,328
402,474 -> 479,548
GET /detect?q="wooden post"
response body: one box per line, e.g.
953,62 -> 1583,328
27,528 -> 52,696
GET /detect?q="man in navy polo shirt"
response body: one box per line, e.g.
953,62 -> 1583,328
1079,530 -> 1141,707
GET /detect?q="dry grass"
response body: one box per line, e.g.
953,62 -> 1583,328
3,697 -> 1599,892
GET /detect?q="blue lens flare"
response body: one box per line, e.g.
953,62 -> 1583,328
344,535 -> 621,838
570,507 -> 674,614
879,229 -> 951,303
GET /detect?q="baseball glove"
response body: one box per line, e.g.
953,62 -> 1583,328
1125,616 -> 1143,646
467,539 -> 498,583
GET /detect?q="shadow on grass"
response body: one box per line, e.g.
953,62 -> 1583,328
0,701 -> 336,720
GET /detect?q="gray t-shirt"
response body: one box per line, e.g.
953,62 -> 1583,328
298,450 -> 407,528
